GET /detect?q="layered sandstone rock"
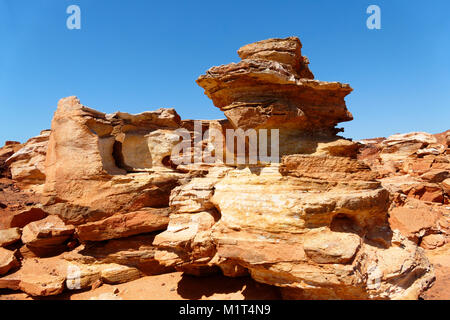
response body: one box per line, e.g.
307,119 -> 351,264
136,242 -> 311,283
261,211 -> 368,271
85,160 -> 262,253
75,208 -> 170,242
0,36 -> 443,300
0,248 -> 19,276
63,234 -> 171,275
0,228 -> 21,247
0,207 -> 47,230
6,130 -> 50,189
208,162 -> 432,299
0,141 -> 23,178
0,253 -> 144,296
196,37 -> 353,157
237,37 -> 314,79
21,215 -> 75,257
358,130 -> 449,298
358,130 -> 450,247
152,37 -> 435,299
154,167 -> 230,275
41,96 -> 186,225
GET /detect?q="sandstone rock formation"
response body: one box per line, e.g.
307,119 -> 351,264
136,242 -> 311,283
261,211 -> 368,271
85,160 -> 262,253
40,97 -> 186,225
6,130 -> 49,189
358,130 -> 450,298
0,228 -> 21,247
0,141 -> 23,179
21,215 -> 75,257
358,131 -> 449,248
0,36 -> 446,300
197,36 -> 353,157
0,248 -> 19,276
155,37 -> 435,299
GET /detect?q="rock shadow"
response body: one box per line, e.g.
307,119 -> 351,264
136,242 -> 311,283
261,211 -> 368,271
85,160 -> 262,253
176,273 -> 281,300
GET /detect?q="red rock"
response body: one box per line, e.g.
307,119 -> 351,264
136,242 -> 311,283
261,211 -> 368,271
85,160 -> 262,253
0,257 -> 66,296
75,208 -> 170,242
420,170 -> 449,183
421,244 -> 450,300
237,36 -> 314,79
388,200 -> 447,244
22,215 -> 75,256
0,141 -> 23,178
6,130 -> 50,187
442,178 -> 450,195
0,207 -> 47,229
41,96 -> 186,225
1,37 -> 445,300
421,234 -> 446,250
0,248 -> 19,275
63,234 -> 171,275
0,228 -> 22,247
406,184 -> 444,203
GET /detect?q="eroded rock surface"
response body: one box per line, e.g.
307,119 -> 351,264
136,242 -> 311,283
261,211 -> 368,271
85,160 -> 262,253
154,37 -> 435,299
358,130 -> 450,297
6,130 -> 49,189
0,36 -> 444,300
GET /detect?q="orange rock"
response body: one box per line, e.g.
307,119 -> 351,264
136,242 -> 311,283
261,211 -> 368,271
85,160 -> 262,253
75,208 -> 170,242
421,244 -> 450,300
0,141 -> 23,178
6,130 -> 50,188
406,184 -> 444,203
22,215 -> 75,256
63,234 -> 171,275
237,37 -> 314,79
0,248 -> 19,275
196,37 -> 353,157
0,207 -> 47,229
389,201 -> 441,243
0,228 -> 21,247
41,96 -> 187,225
421,234 -> 446,250
443,178 -> 450,195
1,37 -> 445,300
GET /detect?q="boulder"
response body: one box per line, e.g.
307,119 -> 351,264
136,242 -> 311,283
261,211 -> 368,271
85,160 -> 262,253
237,36 -> 314,79
0,207 -> 47,229
0,228 -> 22,247
6,130 -> 50,188
22,215 -> 75,256
0,248 -> 19,275
150,37 -> 435,299
75,208 -> 170,242
63,234 -> 170,275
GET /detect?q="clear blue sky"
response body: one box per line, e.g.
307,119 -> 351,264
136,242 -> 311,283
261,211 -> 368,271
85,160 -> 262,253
1,0 -> 449,145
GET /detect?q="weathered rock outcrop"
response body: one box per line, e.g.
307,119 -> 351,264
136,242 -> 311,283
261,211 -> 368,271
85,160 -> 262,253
196,37 -> 353,157
358,131 -> 450,248
358,130 -> 450,298
6,130 -> 49,189
0,228 -> 21,247
0,36 -> 443,300
0,141 -> 23,179
0,248 -> 19,276
75,208 -> 170,242
153,37 -> 435,299
21,215 -> 75,257
41,96 -> 187,225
